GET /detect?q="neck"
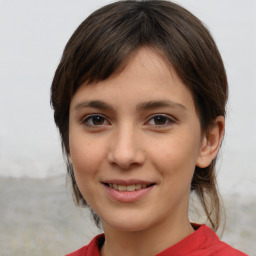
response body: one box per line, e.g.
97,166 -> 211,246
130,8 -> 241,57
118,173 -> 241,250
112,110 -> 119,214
100,216 -> 194,256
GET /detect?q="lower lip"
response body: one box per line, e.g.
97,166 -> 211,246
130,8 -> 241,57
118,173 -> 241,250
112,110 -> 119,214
103,184 -> 154,202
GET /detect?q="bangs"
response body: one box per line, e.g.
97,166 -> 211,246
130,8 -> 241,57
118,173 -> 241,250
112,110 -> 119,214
61,1 -> 175,91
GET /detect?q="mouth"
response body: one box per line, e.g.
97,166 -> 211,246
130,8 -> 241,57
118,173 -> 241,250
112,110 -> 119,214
103,183 -> 155,192
102,180 -> 156,202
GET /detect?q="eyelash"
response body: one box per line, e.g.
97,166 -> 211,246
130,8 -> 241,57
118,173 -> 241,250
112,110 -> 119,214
146,114 -> 176,128
81,114 -> 110,127
81,114 -> 176,128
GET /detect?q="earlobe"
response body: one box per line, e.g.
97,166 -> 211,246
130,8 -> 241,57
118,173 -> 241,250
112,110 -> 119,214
196,116 -> 225,168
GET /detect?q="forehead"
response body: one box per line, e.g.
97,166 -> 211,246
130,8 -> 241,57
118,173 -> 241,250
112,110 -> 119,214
70,48 -> 196,115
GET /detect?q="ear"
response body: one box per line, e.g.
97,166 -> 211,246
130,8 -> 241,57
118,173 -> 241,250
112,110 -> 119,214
196,116 -> 225,168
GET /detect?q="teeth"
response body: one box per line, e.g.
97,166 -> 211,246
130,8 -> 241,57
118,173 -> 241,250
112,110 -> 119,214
127,185 -> 135,192
118,185 -> 126,191
108,183 -> 151,191
135,184 -> 142,190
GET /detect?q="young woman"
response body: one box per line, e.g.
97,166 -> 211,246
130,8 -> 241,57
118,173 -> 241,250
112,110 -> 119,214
51,1 -> 247,255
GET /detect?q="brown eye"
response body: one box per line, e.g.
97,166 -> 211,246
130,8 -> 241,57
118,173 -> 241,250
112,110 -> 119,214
91,116 -> 105,125
153,116 -> 168,125
147,114 -> 175,127
82,114 -> 109,127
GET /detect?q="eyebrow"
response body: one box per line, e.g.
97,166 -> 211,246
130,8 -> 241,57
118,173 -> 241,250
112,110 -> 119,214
73,99 -> 187,112
136,100 -> 187,111
74,100 -> 114,111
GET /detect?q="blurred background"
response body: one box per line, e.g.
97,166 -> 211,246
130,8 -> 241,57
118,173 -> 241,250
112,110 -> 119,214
0,0 -> 255,255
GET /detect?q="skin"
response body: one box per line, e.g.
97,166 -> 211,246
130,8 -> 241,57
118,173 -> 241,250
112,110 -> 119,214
68,48 -> 224,256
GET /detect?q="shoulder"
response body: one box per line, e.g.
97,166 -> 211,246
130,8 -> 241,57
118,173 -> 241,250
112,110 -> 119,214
65,234 -> 104,256
157,224 -> 248,256
65,245 -> 88,256
208,241 -> 248,256
193,224 -> 248,256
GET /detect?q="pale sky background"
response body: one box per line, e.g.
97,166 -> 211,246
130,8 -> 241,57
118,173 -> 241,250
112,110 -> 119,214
0,0 -> 255,197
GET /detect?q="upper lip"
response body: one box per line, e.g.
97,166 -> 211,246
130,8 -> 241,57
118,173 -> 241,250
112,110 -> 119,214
101,179 -> 155,186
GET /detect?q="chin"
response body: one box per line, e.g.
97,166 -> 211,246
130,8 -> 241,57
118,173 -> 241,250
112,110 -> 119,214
102,214 -> 154,232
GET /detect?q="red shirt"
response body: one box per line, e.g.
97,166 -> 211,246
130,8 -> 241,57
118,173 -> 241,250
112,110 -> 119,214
65,225 -> 247,256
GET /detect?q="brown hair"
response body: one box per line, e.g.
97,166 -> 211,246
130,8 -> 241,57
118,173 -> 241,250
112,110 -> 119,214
51,0 -> 228,230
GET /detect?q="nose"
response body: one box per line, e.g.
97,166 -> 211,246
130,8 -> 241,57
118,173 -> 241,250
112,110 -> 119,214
107,124 -> 145,169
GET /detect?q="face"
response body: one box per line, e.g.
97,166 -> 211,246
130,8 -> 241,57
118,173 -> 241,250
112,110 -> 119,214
69,48 -> 206,233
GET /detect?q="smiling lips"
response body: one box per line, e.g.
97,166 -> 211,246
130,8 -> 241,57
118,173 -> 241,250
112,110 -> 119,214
102,180 -> 155,202
106,183 -> 152,191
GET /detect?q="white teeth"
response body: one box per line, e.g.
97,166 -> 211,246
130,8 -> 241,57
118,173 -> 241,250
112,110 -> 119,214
127,185 -> 135,192
135,184 -> 142,190
118,185 -> 126,191
108,183 -> 150,191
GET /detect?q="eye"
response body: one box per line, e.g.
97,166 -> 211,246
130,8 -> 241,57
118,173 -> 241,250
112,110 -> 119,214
146,114 -> 175,127
81,114 -> 110,127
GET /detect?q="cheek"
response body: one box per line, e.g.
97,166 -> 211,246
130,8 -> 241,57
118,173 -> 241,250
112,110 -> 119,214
148,133 -> 201,181
69,134 -> 105,179
69,136 -> 106,204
